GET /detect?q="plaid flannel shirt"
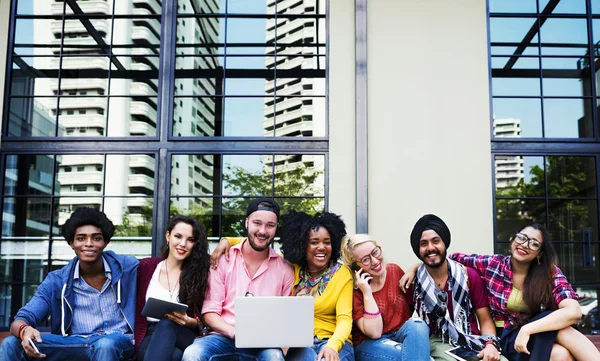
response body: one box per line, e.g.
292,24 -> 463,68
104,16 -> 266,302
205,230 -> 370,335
449,252 -> 578,329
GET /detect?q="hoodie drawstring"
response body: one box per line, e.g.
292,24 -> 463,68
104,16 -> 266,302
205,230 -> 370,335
117,279 -> 121,304
60,283 -> 67,336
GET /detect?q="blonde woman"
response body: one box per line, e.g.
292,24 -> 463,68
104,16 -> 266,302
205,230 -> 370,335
341,234 -> 430,361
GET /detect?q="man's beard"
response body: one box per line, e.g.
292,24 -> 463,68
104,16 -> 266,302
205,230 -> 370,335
247,232 -> 272,252
421,249 -> 447,268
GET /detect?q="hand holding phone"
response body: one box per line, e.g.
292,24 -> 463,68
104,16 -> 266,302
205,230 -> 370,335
28,338 -> 41,354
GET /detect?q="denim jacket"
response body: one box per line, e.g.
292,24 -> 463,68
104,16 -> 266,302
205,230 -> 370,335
15,250 -> 139,336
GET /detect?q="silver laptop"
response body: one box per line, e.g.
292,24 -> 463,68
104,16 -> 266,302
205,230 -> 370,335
235,296 -> 314,348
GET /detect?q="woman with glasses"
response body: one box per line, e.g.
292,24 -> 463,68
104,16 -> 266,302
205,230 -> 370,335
134,215 -> 211,361
340,234 -> 430,361
447,224 -> 600,361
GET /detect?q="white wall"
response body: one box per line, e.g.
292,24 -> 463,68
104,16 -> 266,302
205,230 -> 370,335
328,0 -> 357,233
329,0 -> 495,268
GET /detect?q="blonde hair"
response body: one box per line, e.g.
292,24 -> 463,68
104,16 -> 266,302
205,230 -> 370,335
340,233 -> 380,267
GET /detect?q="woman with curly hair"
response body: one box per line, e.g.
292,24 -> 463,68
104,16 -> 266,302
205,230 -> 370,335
281,211 -> 354,361
210,210 -> 354,361
134,215 -> 211,361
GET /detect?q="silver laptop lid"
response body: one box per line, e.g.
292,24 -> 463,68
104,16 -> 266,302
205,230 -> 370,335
234,296 -> 314,348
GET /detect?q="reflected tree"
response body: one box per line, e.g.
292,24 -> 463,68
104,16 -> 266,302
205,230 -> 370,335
496,156 -> 594,243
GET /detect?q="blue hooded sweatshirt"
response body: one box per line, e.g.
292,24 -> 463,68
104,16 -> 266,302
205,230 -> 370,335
15,250 -> 139,337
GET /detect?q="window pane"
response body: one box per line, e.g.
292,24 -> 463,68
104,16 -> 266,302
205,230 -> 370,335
540,18 -> 588,56
492,99 -> 542,138
169,197 -> 218,241
543,98 -> 592,138
171,154 -> 216,196
539,0 -> 587,15
223,97 -> 273,136
8,3 -> 161,138
4,155 -> 54,196
105,154 -> 156,196
489,17 -> 539,56
489,0 -> 537,13
2,197 -> 54,237
272,154 -> 325,197
548,200 -> 597,241
56,154 -> 105,198
222,197 -> 253,236
495,155 -> 544,196
495,198 -> 547,242
545,156 -> 597,198
223,155 -> 271,196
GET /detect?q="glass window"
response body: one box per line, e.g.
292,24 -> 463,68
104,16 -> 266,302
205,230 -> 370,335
490,4 -> 595,139
1,0 -> 329,327
173,0 -> 326,137
7,0 -> 162,137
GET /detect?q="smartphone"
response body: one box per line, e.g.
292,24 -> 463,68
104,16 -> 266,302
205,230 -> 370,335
351,263 -> 361,272
28,338 -> 41,354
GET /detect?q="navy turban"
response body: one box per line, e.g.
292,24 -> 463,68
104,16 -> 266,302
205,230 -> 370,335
410,214 -> 451,258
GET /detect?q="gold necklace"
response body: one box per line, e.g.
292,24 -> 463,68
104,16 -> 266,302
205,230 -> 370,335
164,259 -> 180,301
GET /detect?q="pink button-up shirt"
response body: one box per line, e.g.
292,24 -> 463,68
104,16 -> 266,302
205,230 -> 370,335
201,239 -> 295,328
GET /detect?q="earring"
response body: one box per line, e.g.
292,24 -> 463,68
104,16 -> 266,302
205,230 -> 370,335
537,257 -> 541,265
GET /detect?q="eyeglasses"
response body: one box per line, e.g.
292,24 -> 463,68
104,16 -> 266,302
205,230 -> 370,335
357,246 -> 382,266
435,291 -> 448,318
513,233 -> 542,251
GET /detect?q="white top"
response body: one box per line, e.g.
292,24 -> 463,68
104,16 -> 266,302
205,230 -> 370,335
145,260 -> 180,322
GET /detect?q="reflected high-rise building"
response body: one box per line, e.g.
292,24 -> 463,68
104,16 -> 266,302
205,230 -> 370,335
493,118 -> 524,189
29,0 -> 219,224
263,0 -> 326,197
170,0 -> 220,214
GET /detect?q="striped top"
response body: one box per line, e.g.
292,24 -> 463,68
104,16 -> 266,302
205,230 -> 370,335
70,257 -> 130,337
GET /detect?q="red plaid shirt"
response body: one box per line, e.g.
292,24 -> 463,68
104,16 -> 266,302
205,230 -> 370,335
449,252 -> 578,329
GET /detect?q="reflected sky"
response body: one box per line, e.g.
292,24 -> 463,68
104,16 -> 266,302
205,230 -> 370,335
490,0 -> 596,138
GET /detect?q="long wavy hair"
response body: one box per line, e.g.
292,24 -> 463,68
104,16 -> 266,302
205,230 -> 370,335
517,223 -> 558,324
161,215 -> 210,317
280,211 -> 347,268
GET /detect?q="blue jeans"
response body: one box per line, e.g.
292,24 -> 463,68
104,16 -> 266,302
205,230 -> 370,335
286,338 -> 354,361
138,319 -> 197,361
0,332 -> 134,361
354,318 -> 430,361
181,333 -> 285,361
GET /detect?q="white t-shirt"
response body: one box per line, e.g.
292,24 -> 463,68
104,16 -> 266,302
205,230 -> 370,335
145,260 -> 180,322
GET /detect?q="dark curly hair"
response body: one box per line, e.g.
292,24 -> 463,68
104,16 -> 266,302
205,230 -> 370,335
161,215 -> 210,317
62,207 -> 115,244
280,211 -> 347,268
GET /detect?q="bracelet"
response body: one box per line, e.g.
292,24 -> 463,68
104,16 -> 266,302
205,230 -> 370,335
18,325 -> 30,340
363,310 -> 381,318
484,339 -> 500,350
195,316 -> 202,330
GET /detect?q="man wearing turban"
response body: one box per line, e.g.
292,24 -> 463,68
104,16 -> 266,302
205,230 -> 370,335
406,214 -> 506,361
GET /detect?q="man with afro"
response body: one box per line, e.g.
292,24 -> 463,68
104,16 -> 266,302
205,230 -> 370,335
0,207 -> 139,361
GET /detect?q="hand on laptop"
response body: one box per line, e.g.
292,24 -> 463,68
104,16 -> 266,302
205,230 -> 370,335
317,346 -> 339,361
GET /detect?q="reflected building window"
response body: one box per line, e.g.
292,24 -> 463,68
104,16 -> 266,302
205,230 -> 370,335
1,0 -> 329,329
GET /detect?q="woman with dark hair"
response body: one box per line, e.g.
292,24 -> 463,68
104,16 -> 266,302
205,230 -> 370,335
281,211 -> 354,361
210,210 -> 354,361
134,215 -> 211,361
404,224 -> 599,361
